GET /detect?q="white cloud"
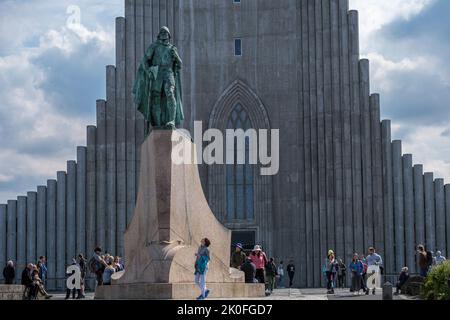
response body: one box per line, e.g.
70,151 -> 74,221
0,1 -> 123,202
350,0 -> 434,52
392,125 -> 450,180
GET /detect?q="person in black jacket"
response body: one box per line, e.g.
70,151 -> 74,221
3,261 -> 16,284
286,260 -> 296,288
395,267 -> 410,294
21,264 -> 34,300
241,257 -> 256,283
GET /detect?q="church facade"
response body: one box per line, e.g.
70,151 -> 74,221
1,0 -> 450,289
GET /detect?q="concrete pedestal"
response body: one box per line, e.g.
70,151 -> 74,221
95,130 -> 265,299
0,285 -> 24,300
95,282 -> 265,300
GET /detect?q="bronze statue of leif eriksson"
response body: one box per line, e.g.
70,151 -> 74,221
133,26 -> 184,135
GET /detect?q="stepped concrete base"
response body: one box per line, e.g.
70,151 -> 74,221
0,285 -> 24,300
95,282 -> 265,300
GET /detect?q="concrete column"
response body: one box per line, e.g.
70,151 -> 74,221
402,154 -> 415,273
6,202 -> 16,281
46,179 -> 57,290
381,120 -> 394,274
56,171 -> 66,290
308,0 -> 320,288
106,65 -> 117,255
116,17 -> 127,258
167,0 -> 174,37
77,147 -> 87,257
6,200 -> 17,265
392,140 -> 404,273
17,196 -> 27,270
152,0 -> 160,43
370,94 -> 384,255
359,59 -> 373,250
413,165 -> 425,247
86,126 -> 96,255
144,0 -> 153,49
0,204 -> 6,279
96,100 -> 107,248
26,192 -> 37,264
125,0 -> 137,227
301,0 -> 313,288
434,179 -> 445,254
135,0 -> 145,63
349,10 -> 363,256
339,0 -> 353,274
160,0 -> 167,26
322,0 -> 336,257
295,0 -> 307,288
36,186 -> 46,260
67,161 -> 77,263
424,172 -> 436,251
315,0 -> 327,288
445,184 -> 450,257
330,0 -> 344,263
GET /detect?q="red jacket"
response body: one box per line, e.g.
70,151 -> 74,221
250,252 -> 268,270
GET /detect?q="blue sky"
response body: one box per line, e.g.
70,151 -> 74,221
0,0 -> 449,203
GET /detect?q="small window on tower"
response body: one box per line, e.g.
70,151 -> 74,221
234,0 -> 241,3
235,39 -> 242,56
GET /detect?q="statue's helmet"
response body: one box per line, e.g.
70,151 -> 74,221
158,26 -> 171,39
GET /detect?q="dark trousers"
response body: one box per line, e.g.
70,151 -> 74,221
66,288 -> 82,299
288,272 -> 295,287
361,273 -> 367,291
338,275 -> 346,288
95,270 -> 103,286
326,272 -> 334,290
255,269 -> 265,284
419,267 -> 428,277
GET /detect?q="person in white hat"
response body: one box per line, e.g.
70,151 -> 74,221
249,245 -> 268,284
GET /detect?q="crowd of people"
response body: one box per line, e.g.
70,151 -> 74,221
1,247 -> 125,300
2,241 -> 447,300
321,244 -> 447,296
2,256 -> 54,300
230,243 -> 296,295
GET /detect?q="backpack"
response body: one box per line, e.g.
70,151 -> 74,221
426,251 -> 433,266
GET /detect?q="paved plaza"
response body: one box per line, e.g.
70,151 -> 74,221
49,288 -> 414,301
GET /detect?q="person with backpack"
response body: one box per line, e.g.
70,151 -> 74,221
89,247 -> 107,286
336,259 -> 347,289
325,250 -> 338,294
416,245 -> 429,277
194,238 -> 211,300
265,258 -> 278,295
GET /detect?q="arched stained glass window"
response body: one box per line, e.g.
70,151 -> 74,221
226,104 -> 254,221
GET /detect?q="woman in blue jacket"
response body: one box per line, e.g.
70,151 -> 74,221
349,253 -> 363,295
195,238 -> 211,300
